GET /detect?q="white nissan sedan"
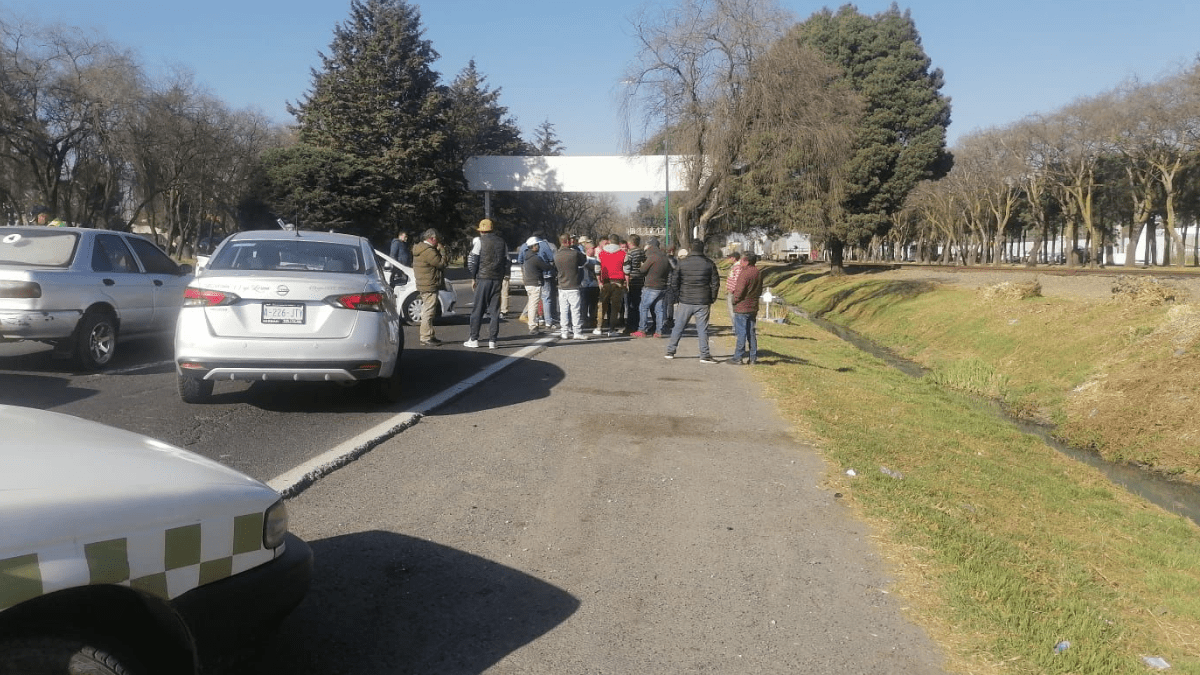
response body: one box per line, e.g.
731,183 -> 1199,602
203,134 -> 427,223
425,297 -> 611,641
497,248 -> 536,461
174,230 -> 403,404
0,405 -> 311,675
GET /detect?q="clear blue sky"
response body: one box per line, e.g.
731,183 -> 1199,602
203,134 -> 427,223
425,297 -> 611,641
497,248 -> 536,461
8,0 -> 1200,155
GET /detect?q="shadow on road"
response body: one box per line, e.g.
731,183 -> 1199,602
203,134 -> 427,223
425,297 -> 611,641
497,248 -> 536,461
253,530 -> 579,674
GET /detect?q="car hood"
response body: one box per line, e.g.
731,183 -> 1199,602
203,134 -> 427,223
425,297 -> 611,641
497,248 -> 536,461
0,406 -> 280,551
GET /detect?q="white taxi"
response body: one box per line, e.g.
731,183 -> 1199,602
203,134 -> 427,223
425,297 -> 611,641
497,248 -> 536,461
0,405 -> 312,674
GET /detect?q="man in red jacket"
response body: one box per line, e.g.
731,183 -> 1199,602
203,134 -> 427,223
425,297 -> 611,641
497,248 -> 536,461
596,236 -> 626,337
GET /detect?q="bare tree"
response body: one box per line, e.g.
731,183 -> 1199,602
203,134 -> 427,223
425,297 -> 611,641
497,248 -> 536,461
622,0 -> 793,246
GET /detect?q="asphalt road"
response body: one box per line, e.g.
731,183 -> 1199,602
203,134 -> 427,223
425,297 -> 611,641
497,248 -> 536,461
0,277 -> 536,482
249,317 -> 951,675
4,276 -> 951,673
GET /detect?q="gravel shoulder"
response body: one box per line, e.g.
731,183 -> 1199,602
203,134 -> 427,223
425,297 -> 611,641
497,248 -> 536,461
256,332 -> 950,674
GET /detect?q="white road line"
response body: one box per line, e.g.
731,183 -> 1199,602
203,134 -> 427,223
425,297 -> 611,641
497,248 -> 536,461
267,336 -> 556,498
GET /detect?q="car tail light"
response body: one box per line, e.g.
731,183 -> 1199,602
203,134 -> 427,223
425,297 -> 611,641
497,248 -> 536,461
184,287 -> 239,306
0,281 -> 41,298
327,292 -> 387,312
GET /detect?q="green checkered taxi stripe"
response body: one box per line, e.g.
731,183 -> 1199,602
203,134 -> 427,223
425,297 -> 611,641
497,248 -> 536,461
0,511 -> 273,611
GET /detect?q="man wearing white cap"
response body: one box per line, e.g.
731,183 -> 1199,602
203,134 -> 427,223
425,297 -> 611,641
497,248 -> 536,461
521,237 -> 552,334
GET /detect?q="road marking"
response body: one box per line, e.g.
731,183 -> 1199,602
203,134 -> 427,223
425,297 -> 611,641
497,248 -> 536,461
267,337 -> 557,498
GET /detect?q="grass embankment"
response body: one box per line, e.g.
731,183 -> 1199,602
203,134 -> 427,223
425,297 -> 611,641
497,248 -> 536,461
717,264 -> 1200,674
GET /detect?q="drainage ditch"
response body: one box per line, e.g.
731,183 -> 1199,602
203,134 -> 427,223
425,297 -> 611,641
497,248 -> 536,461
788,306 -> 1200,526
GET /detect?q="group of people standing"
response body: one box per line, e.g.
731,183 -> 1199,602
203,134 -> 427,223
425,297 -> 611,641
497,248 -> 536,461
406,218 -> 763,363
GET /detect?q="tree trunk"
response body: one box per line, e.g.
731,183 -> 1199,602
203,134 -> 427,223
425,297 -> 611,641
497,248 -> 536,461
827,238 -> 846,275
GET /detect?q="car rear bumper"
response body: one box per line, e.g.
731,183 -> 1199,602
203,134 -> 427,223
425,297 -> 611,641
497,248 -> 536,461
0,309 -> 81,340
172,532 -> 312,672
177,359 -> 386,382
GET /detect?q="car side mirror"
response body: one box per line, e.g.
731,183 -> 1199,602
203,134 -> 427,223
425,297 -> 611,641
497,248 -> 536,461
178,263 -> 194,275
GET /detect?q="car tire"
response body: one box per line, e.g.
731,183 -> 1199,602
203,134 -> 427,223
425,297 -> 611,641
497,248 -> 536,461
401,292 -> 422,325
74,310 -> 118,370
178,374 -> 214,404
0,635 -> 141,675
367,344 -> 403,404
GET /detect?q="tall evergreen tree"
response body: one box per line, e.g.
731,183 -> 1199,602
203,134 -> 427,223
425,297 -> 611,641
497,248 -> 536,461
791,3 -> 952,271
287,0 -> 451,239
444,60 -> 528,245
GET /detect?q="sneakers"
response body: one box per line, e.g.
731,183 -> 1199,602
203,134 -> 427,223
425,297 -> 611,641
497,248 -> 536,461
560,332 -> 569,340
573,333 -> 588,340
664,353 -> 675,359
699,356 -> 719,364
420,337 -> 442,346
592,327 -> 602,335
488,340 -> 497,349
463,339 -> 480,348
631,331 -> 647,338
724,358 -> 745,365
653,333 -> 663,338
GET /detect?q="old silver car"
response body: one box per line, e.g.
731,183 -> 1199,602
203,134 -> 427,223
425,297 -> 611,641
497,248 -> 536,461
0,405 -> 312,674
0,227 -> 193,369
174,230 -> 403,404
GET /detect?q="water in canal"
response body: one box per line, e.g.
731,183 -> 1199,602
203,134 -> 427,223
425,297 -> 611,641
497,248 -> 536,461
790,307 -> 1200,526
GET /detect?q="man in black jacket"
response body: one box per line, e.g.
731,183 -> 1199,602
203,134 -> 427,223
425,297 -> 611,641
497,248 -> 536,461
664,240 -> 720,363
465,219 -> 508,349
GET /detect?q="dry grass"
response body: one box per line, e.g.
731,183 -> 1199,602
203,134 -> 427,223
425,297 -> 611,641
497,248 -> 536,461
978,279 -> 1043,301
1111,276 -> 1181,305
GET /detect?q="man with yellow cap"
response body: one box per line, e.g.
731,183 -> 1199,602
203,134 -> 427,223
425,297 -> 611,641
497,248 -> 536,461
464,218 -> 508,348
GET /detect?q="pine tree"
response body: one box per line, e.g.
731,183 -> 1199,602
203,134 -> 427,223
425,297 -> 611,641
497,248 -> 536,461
288,0 -> 450,239
443,61 -> 528,244
792,3 -> 952,270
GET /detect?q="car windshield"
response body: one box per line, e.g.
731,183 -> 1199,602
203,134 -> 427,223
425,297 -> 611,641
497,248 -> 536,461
208,240 -> 363,273
0,230 -> 79,267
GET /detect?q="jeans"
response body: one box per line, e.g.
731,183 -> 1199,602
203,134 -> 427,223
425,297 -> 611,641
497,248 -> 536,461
581,286 -> 599,328
638,287 -> 666,334
539,280 -> 557,325
469,278 -> 503,341
558,288 -> 583,336
665,303 -> 711,358
732,311 -> 758,362
624,285 -> 643,333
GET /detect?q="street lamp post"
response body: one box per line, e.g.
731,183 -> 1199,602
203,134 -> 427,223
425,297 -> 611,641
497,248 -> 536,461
625,76 -> 673,249
661,80 -> 670,250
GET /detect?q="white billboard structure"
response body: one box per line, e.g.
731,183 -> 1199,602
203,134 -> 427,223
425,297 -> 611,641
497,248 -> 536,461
463,155 -> 689,194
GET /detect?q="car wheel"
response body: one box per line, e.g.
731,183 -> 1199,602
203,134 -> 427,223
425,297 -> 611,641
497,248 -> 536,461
401,292 -> 422,325
0,635 -> 142,675
75,310 -> 118,370
367,344 -> 403,404
178,374 -> 214,404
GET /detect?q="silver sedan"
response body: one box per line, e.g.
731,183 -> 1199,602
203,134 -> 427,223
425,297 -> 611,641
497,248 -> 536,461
174,230 -> 403,404
0,226 -> 193,369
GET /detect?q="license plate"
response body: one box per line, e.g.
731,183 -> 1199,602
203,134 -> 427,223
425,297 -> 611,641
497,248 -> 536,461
261,302 -> 305,324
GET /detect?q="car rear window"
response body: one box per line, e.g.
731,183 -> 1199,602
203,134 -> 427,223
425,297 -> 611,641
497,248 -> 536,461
0,230 -> 79,267
208,240 -> 363,273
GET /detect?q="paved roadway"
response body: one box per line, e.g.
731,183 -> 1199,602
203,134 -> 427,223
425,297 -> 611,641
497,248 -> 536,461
2,276 -> 951,674
0,277 -> 534,482
249,309 -> 950,674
